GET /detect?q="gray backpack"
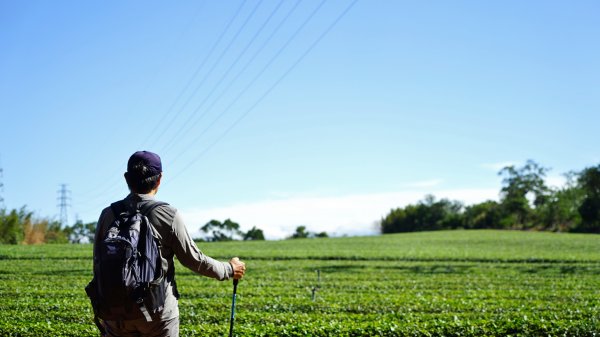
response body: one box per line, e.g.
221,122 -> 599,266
86,200 -> 168,325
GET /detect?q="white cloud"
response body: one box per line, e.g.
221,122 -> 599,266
180,188 -> 499,240
405,179 -> 443,188
545,174 -> 567,189
481,161 -> 517,172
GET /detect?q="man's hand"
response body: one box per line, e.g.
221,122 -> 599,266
229,257 -> 246,279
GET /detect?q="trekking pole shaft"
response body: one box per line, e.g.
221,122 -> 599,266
229,279 -> 239,337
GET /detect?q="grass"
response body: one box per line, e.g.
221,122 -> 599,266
1,230 -> 599,336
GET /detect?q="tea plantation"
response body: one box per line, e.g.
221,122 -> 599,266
1,230 -> 599,336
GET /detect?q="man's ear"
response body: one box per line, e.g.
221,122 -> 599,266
124,172 -> 132,190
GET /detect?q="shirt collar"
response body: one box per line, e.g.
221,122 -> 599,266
126,193 -> 156,202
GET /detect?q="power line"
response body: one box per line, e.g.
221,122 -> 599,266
161,0 -> 301,155
75,1 -> 358,215
160,0 -> 284,154
76,2 -> 210,204
171,0 -> 359,180
131,0 -> 208,147
170,0 -> 326,165
85,1 -> 265,205
72,182 -> 125,217
144,0 -> 249,150
76,1 -> 272,220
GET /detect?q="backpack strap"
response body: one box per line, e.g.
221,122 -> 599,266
138,200 -> 169,217
137,200 -> 169,243
137,200 -> 180,300
137,199 -> 170,321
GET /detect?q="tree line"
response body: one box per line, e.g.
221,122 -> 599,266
198,220 -> 327,241
380,160 -> 600,234
0,207 -> 95,244
5,159 -> 592,244
0,208 -> 324,244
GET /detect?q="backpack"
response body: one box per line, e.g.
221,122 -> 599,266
85,199 -> 168,324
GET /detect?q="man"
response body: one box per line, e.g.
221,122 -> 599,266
92,150 -> 246,336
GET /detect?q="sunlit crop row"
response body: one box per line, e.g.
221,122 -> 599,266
1,230 -> 599,336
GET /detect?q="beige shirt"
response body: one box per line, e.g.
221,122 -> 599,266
94,193 -> 233,320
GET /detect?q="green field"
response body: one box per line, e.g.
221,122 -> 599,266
1,230 -> 599,336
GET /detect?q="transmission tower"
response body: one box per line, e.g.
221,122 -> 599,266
57,184 -> 71,227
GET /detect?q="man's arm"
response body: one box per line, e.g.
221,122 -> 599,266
168,211 -> 245,280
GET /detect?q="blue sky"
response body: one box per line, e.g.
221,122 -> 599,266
1,1 -> 599,239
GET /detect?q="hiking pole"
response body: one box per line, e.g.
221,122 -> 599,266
228,279 -> 239,337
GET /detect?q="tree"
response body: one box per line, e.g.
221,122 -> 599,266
289,226 -> 310,239
313,231 -> 329,238
380,207 -> 409,233
463,201 -> 502,229
535,172 -> 583,231
287,226 -> 328,239
378,160 -> 600,234
243,226 -> 265,241
575,165 -> 600,232
380,195 -> 463,233
0,207 -> 29,244
64,220 -> 97,243
498,160 -> 550,228
420,195 -> 464,230
45,220 -> 68,243
200,219 -> 242,241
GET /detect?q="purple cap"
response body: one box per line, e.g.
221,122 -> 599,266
127,151 -> 162,176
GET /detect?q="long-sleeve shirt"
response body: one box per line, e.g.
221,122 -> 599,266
93,193 -> 233,320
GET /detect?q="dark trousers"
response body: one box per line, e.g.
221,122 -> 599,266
101,316 -> 179,337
